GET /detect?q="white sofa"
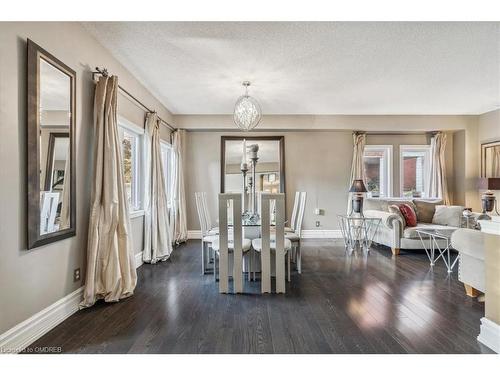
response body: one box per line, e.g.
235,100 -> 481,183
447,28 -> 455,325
363,198 -> 464,255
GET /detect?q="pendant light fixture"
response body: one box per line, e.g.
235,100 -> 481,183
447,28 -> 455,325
233,81 -> 262,131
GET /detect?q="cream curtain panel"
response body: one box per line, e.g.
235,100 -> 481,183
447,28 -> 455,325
426,132 -> 450,205
347,132 -> 366,213
172,129 -> 188,243
142,113 -> 173,263
80,76 -> 137,308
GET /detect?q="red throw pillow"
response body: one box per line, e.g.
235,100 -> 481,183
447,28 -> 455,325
399,203 -> 417,227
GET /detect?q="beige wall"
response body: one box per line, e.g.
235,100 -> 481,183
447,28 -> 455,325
186,130 -> 353,231
479,110 -> 500,328
478,109 -> 500,143
0,22 -> 173,334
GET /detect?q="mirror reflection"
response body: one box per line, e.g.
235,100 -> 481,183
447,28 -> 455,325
39,59 -> 71,235
223,138 -> 282,213
483,143 -> 500,178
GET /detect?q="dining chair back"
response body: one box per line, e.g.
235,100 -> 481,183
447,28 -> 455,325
289,191 -> 300,231
218,193 -> 244,294
195,192 -> 209,236
200,192 -> 214,232
295,192 -> 307,237
260,193 -> 286,294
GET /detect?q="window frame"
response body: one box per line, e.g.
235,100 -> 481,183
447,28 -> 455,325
118,116 -> 144,217
399,144 -> 431,198
363,145 -> 393,198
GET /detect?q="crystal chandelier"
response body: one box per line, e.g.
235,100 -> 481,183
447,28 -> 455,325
233,81 -> 262,131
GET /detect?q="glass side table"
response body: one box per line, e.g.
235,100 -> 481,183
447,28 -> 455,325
337,215 -> 381,253
416,228 -> 458,273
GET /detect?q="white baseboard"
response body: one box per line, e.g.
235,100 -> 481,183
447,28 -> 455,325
187,230 -> 202,239
135,251 -> 144,268
300,229 -> 342,239
478,317 -> 500,353
188,229 -> 342,240
0,286 -> 84,354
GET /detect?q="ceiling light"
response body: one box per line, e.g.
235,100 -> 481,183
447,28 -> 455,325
233,81 -> 262,131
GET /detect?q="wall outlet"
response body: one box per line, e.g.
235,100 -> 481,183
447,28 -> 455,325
314,208 -> 324,215
73,268 -> 81,282
315,221 -> 321,227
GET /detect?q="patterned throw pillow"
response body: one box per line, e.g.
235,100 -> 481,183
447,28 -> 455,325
398,203 -> 417,227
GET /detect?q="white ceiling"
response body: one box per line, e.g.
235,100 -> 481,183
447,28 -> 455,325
83,22 -> 500,115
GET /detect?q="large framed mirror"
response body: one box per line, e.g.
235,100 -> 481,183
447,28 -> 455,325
27,39 -> 76,249
221,136 -> 285,199
481,139 -> 500,178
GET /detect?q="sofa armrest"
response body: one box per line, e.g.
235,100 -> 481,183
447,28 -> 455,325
451,228 -> 485,260
363,209 -> 404,230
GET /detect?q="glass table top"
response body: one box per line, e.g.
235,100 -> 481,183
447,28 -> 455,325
415,228 -> 457,240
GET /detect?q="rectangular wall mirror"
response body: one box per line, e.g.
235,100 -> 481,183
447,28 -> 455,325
221,136 -> 285,203
27,39 -> 76,249
481,140 -> 500,178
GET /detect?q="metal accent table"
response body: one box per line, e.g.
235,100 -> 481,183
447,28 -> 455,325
416,228 -> 458,273
337,215 -> 381,253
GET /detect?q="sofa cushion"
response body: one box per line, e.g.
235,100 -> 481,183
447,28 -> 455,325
413,199 -> 443,223
432,205 -> 464,227
399,203 -> 417,227
403,223 -> 454,239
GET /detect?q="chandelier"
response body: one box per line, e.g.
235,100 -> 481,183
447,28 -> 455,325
233,81 -> 262,131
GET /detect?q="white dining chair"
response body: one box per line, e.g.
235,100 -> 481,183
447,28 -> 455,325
285,191 -> 300,233
195,192 -> 217,275
200,192 -> 218,235
251,193 -> 290,293
216,193 -> 252,293
287,191 -> 306,274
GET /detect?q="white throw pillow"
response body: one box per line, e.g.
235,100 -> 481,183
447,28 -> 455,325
432,205 -> 464,227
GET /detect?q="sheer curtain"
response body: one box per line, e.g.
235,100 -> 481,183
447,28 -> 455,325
172,129 -> 188,243
80,75 -> 137,308
142,113 -> 173,263
426,132 -> 450,205
347,132 -> 366,213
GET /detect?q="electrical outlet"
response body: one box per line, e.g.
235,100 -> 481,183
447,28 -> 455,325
73,268 -> 81,282
316,221 -> 321,227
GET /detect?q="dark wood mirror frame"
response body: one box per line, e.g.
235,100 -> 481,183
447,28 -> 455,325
27,39 -> 76,249
220,135 -> 285,194
481,139 -> 500,178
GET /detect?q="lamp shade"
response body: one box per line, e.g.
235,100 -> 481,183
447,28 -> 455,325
349,179 -> 368,193
477,178 -> 500,190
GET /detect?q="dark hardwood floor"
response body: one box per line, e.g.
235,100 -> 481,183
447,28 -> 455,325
28,240 -> 493,354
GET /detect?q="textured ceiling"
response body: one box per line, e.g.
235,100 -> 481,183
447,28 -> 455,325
83,22 -> 500,115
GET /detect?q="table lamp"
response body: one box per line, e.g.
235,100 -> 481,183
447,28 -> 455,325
477,178 -> 500,220
349,179 -> 368,216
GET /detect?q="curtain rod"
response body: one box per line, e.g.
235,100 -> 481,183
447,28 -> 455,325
359,131 -> 438,136
92,67 -> 176,132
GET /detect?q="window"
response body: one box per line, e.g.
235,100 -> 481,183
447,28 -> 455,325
160,141 -> 176,209
363,145 -> 393,198
118,118 -> 143,213
400,145 -> 430,198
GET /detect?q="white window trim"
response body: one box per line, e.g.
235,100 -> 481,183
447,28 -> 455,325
399,144 -> 431,198
118,115 -> 145,135
364,145 -> 393,198
118,116 -> 145,217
